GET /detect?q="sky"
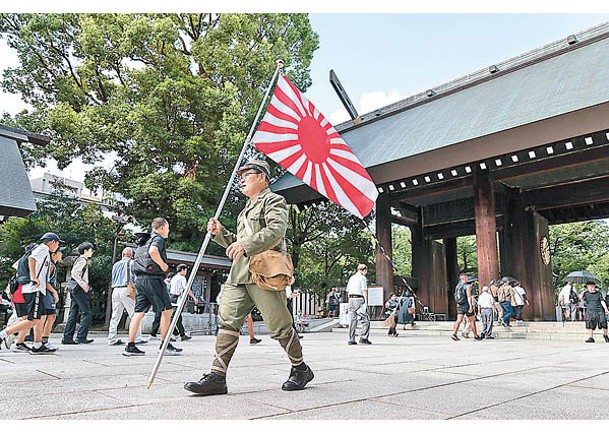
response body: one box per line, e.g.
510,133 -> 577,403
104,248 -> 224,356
2,12 -> 609,183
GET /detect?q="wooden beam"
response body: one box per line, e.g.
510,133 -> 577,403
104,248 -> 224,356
391,214 -> 417,227
524,175 -> 609,210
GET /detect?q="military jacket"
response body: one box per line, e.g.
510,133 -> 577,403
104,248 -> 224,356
213,188 -> 289,285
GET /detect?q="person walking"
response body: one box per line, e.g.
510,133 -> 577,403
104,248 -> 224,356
451,273 -> 482,341
62,242 -> 95,345
559,282 -> 579,322
41,248 -> 62,350
169,263 -> 198,341
346,264 -> 372,345
123,217 -> 182,357
327,287 -> 341,318
184,159 -> 313,395
477,285 -> 497,339
581,281 -> 609,343
497,277 -> 516,328
107,247 -> 146,346
512,281 -> 529,322
0,233 -> 63,354
384,293 -> 400,337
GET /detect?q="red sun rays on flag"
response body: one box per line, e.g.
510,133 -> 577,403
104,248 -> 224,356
252,75 -> 378,219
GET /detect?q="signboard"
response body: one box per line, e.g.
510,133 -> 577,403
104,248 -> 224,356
367,286 -> 384,307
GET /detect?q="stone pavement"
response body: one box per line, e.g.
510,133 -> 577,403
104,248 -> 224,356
2,327 -> 609,420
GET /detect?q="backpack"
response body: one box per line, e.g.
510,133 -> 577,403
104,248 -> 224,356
569,287 -> 579,305
132,233 -> 165,276
7,274 -> 19,295
15,244 -> 38,285
454,281 -> 468,304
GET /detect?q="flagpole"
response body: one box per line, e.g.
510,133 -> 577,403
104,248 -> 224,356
147,59 -> 284,389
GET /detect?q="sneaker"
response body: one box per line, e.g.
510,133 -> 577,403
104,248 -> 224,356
123,344 -> 145,357
1,333 -> 15,350
45,342 -> 59,351
486,336 -> 495,340
160,343 -> 183,356
282,364 -> 314,391
250,337 -> 262,345
109,339 -> 124,346
586,337 -> 595,343
11,342 -> 31,353
180,334 -> 192,341
347,340 -> 357,345
184,373 -> 228,396
61,338 -> 78,345
604,335 -> 609,343
148,334 -> 159,341
359,338 -> 372,345
474,335 -> 483,341
134,339 -> 148,345
451,334 -> 460,341
461,332 -> 470,338
29,344 -> 56,355
393,333 -> 399,337
77,338 -> 94,344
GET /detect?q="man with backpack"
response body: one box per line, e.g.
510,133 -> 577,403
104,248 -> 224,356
451,273 -> 482,341
122,217 -> 182,357
0,233 -> 63,354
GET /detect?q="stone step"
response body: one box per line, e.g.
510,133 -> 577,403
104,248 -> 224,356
332,320 -> 603,341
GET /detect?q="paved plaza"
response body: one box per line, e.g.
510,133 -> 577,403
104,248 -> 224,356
2,326 -> 609,421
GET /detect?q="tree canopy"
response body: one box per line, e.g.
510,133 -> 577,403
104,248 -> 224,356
0,13 -> 319,250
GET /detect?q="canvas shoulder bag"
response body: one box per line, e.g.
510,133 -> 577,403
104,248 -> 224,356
126,259 -> 136,300
243,211 -> 294,292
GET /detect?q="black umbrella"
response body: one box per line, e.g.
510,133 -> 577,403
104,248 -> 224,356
563,271 -> 601,285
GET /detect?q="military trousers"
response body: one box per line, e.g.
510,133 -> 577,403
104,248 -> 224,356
219,282 -> 293,339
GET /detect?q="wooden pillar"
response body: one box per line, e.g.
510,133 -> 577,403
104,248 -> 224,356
473,168 -> 499,288
522,209 -> 555,320
412,207 -> 433,311
375,193 -> 393,302
444,237 -> 458,320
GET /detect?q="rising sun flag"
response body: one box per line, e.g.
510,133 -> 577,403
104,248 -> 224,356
252,75 -> 378,219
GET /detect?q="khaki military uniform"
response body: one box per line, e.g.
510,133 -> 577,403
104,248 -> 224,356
211,187 -> 302,377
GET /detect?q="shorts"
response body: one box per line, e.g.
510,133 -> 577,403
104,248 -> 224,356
586,312 -> 607,330
329,304 -> 338,311
23,291 -> 43,321
134,275 -> 172,313
14,302 -> 28,318
457,303 -> 474,316
43,292 -> 57,315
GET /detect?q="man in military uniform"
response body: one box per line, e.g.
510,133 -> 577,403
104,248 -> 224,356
184,159 -> 314,396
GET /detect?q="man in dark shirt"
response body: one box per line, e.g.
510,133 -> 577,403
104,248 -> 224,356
581,280 -> 609,343
123,217 -> 181,357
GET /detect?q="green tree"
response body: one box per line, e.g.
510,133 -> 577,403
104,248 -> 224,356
0,13 -> 319,249
549,220 -> 609,289
286,202 -> 375,297
391,224 -> 412,277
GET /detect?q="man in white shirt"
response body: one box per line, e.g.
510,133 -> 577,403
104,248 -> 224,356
478,286 -> 497,339
169,264 -> 198,341
0,232 -> 62,354
346,264 -> 371,345
559,282 -> 578,321
512,281 -> 529,322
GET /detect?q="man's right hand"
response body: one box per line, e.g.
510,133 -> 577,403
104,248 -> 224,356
207,218 -> 222,236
